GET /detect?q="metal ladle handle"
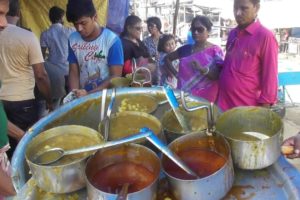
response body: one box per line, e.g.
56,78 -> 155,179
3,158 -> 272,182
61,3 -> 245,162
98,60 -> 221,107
180,90 -> 215,134
104,88 -> 116,141
100,89 -> 107,122
64,131 -> 151,156
143,128 -> 199,178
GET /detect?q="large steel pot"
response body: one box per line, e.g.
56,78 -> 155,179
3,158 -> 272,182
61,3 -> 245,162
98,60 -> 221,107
99,111 -> 164,149
215,106 -> 283,170
116,94 -> 158,114
161,103 -> 220,143
85,143 -> 160,200
25,125 -> 103,193
161,132 -> 234,200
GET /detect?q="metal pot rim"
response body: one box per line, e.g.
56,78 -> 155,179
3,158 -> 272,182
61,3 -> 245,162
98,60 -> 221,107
85,173 -> 160,196
25,125 -> 103,168
161,132 -> 232,181
106,111 -> 162,133
161,108 -> 208,134
214,129 -> 283,143
215,106 -> 283,143
84,143 -> 161,196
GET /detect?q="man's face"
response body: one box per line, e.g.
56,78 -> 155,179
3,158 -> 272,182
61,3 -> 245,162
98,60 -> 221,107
73,15 -> 97,40
234,0 -> 260,28
0,0 -> 9,31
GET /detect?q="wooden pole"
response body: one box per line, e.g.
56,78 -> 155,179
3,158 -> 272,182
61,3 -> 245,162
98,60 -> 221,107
173,0 -> 180,35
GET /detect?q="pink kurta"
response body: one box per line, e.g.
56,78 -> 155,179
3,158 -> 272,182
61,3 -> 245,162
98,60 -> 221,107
217,20 -> 278,111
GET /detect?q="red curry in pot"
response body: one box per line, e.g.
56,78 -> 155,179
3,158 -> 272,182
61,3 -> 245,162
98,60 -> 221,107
163,148 -> 226,180
91,161 -> 156,194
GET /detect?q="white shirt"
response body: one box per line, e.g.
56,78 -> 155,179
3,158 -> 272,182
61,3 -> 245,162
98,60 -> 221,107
0,24 -> 44,101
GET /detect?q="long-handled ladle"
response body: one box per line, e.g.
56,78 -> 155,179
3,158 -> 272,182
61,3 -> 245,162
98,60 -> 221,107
33,129 -> 199,178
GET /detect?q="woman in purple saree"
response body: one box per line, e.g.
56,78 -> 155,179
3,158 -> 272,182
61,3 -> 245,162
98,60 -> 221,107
164,15 -> 224,102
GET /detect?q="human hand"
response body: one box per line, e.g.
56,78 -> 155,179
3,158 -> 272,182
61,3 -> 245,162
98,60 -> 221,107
191,60 -> 201,69
281,133 -> 300,159
73,89 -> 88,97
191,60 -> 208,75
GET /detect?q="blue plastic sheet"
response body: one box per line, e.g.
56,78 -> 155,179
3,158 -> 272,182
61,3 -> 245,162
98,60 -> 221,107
106,0 -> 129,34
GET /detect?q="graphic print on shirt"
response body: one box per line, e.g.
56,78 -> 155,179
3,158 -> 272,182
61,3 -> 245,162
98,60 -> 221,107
71,42 -> 107,91
69,29 -> 117,91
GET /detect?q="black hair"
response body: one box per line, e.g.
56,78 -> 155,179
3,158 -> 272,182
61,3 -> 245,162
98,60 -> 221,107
49,6 -> 64,24
120,15 -> 142,37
66,0 -> 96,23
250,0 -> 260,4
7,0 -> 19,17
191,15 -> 213,32
146,16 -> 162,31
157,34 -> 175,52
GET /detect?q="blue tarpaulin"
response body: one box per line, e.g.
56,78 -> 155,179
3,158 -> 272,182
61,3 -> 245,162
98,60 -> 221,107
106,0 -> 129,34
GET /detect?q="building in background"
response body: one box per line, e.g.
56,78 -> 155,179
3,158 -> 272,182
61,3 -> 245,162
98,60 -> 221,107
129,0 -> 234,45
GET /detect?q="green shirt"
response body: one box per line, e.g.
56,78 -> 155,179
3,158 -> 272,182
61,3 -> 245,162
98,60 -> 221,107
0,101 -> 9,148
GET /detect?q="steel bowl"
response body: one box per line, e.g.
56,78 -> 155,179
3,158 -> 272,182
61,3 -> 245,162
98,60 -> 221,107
25,125 -> 103,193
161,132 -> 234,200
99,111 -> 162,141
161,103 -> 220,143
215,106 -> 283,170
116,94 -> 158,114
110,77 -> 131,88
85,143 -> 161,200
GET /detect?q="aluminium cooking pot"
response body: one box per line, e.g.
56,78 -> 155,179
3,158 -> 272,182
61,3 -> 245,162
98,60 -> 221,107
161,132 -> 234,200
25,125 -> 104,193
215,106 -> 283,170
85,143 -> 160,200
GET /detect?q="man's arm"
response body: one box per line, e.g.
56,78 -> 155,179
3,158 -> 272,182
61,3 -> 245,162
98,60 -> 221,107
32,63 -> 52,110
0,167 -> 16,196
68,63 -> 80,92
8,121 -> 25,141
40,31 -> 48,59
258,32 -> 279,106
88,65 -> 123,94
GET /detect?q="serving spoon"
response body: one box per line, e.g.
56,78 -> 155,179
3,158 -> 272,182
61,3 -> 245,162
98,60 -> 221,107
33,131 -> 151,165
163,85 -> 190,132
33,128 -> 199,178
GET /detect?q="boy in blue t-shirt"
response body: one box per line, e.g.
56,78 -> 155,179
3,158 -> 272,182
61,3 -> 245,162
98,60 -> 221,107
66,0 -> 124,98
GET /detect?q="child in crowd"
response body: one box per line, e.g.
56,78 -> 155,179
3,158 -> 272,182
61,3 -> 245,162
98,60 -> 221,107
157,34 -> 178,88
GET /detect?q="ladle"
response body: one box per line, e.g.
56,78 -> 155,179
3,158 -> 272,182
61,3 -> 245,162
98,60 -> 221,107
143,127 -> 199,178
158,93 -> 188,106
163,85 -> 190,132
104,88 -> 116,141
116,183 -> 129,200
100,89 -> 108,122
33,131 -> 152,165
34,128 -> 199,178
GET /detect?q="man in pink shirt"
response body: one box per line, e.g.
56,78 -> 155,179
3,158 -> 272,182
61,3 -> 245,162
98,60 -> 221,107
217,0 -> 278,111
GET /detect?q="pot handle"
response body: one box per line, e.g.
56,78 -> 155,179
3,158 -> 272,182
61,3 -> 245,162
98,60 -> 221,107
180,90 -> 215,134
132,66 -> 152,87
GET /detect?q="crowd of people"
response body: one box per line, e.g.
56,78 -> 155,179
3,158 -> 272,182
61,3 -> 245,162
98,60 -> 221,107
0,0 -> 299,198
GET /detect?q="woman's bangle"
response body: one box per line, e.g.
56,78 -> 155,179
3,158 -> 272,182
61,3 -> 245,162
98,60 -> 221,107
202,67 -> 209,75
